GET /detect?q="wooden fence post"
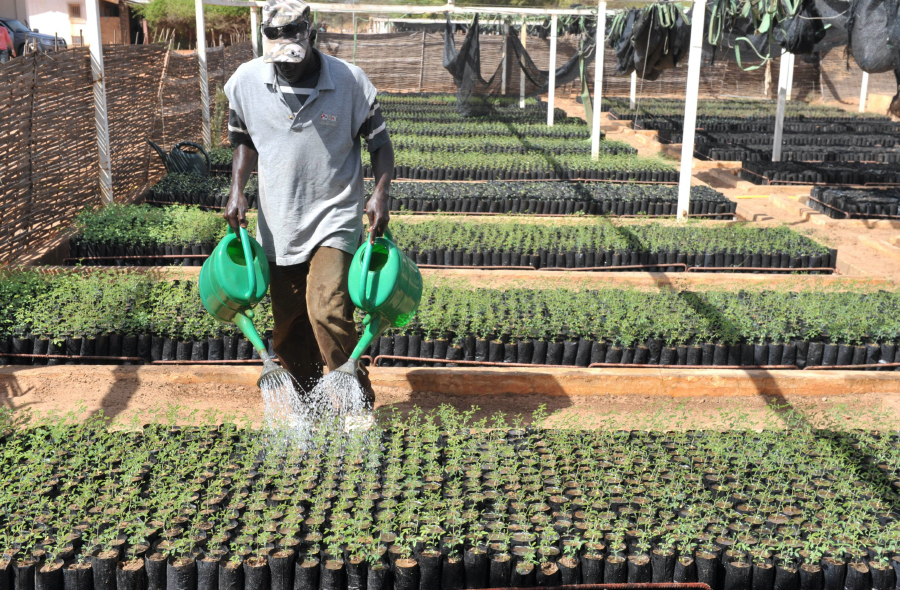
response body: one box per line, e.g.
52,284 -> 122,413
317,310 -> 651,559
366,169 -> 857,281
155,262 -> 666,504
195,0 -> 211,147
86,0 -> 114,204
418,30 -> 426,92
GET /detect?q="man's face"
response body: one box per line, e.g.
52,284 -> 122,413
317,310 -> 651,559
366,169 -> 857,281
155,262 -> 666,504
262,0 -> 312,63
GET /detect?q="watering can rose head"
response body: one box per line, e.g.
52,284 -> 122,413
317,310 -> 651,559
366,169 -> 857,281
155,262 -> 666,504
261,0 -> 314,64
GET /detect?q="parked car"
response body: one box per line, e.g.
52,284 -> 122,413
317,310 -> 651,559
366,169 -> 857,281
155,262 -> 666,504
0,18 -> 67,55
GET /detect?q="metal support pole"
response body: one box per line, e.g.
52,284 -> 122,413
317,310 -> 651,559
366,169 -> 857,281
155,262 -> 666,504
195,0 -> 211,146
85,0 -> 113,204
785,51 -> 795,99
519,19 -> 526,108
630,70 -> 637,109
675,0 -> 707,222
250,6 -> 258,57
352,12 -> 357,64
859,70 -> 869,112
547,14 -> 558,126
590,0 -> 606,160
772,50 -> 789,162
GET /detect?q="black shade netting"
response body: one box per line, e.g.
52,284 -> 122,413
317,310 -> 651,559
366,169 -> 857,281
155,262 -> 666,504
443,14 -> 595,116
609,5 -> 691,80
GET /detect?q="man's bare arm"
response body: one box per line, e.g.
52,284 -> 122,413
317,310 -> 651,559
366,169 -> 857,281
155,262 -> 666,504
365,138 -> 394,243
224,143 -> 259,232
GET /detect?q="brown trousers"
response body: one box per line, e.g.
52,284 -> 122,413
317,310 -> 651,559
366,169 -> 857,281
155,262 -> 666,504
269,246 -> 373,404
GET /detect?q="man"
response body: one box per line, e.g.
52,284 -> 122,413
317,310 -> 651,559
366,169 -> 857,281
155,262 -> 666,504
0,24 -> 15,63
223,0 -> 393,404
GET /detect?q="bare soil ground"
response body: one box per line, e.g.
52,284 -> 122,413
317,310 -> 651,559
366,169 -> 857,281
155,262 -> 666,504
3,365 -> 897,431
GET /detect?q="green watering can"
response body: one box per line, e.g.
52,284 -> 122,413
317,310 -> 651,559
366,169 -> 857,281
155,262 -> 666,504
199,226 -> 288,386
336,228 -> 423,375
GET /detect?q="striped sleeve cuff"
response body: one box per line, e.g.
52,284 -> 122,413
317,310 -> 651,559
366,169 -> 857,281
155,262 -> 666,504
358,99 -> 390,152
228,109 -> 255,150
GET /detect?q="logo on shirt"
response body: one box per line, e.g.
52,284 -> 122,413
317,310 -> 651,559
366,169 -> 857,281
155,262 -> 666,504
319,113 -> 338,126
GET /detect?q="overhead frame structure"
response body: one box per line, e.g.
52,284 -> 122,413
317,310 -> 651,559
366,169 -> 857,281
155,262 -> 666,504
193,0 -> 827,222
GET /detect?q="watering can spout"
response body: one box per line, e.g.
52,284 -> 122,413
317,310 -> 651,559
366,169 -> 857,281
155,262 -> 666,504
350,314 -> 392,362
233,309 -> 267,357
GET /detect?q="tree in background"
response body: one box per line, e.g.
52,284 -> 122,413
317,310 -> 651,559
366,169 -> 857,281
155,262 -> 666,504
135,0 -> 247,48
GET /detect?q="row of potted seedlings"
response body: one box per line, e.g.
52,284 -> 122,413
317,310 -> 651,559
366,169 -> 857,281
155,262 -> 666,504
66,204 -> 258,266
739,162 -> 900,186
2,271 -> 897,369
389,219 -> 834,273
365,284 -> 899,368
1,406 -> 900,590
94,181 -> 737,238
361,151 -> 677,182
383,182 -> 734,218
68,205 -> 783,269
806,187 -> 900,219
146,174 -> 259,210
601,97 -> 891,122
668,132 -> 899,149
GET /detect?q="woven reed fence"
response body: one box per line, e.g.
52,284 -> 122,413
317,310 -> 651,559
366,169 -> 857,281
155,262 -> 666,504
0,42 -> 253,265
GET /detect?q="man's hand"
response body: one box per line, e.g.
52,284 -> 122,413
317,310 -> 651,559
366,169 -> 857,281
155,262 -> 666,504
224,143 -> 259,234
366,187 -> 389,243
224,189 -> 248,231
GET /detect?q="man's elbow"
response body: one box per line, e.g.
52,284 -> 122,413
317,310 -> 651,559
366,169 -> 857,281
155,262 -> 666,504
371,139 -> 394,163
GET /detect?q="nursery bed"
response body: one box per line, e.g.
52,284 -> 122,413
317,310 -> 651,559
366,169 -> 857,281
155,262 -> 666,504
1,271 -> 896,370
388,219 -> 833,273
739,162 -> 900,186
71,208 -> 814,271
805,187 -> 900,219
143,177 -> 733,218
2,404 -> 900,590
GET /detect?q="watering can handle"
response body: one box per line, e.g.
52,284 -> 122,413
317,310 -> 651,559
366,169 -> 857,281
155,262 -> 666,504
357,227 -> 394,309
228,225 -> 257,301
358,240 -> 374,309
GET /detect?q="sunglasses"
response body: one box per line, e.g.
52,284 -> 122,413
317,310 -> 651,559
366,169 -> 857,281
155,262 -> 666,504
262,21 -> 310,40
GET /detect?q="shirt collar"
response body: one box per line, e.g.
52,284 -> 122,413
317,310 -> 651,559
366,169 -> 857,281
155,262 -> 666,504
263,48 -> 334,91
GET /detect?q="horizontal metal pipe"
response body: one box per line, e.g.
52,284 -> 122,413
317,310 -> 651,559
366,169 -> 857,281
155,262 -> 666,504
374,356 -> 801,370
588,363 -> 799,369
0,353 -> 146,362
803,362 -> 900,370
65,254 -> 208,261
373,355 -> 537,368
486,584 -> 713,590
416,265 -> 538,270
686,266 -> 837,273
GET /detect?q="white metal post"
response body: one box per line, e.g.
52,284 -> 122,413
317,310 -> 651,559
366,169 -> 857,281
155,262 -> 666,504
859,71 -> 869,112
196,0 -> 211,147
519,20 -> 526,108
501,22 -> 507,95
630,71 -> 637,109
675,0 -> 707,222
772,50 -> 789,162
785,51 -> 795,99
590,1 -> 606,160
250,6 -> 259,57
85,0 -> 113,205
547,14 -> 557,126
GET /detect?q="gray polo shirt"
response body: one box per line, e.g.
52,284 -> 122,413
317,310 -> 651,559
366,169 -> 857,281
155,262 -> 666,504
224,51 -> 381,266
